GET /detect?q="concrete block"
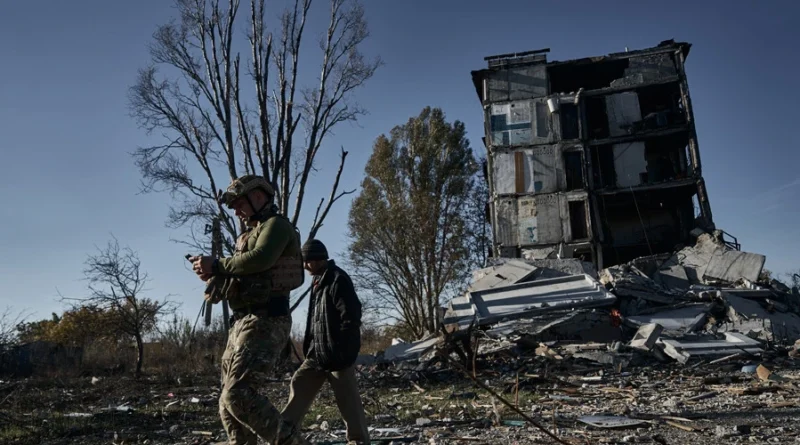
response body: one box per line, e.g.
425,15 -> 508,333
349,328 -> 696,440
628,323 -> 663,350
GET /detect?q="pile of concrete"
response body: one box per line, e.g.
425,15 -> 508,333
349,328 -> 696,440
378,228 -> 800,366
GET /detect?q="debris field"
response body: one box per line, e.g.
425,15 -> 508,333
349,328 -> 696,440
2,228 -> 799,444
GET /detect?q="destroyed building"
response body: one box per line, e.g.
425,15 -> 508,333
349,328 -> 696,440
471,39 -> 719,269
375,39 -> 797,368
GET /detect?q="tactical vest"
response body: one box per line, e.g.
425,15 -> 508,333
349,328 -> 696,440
228,213 -> 305,309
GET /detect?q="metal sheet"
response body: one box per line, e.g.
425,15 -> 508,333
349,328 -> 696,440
381,336 -> 441,362
468,274 -> 616,325
578,416 -> 647,429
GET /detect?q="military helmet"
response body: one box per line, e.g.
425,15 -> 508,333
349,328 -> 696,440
219,175 -> 275,207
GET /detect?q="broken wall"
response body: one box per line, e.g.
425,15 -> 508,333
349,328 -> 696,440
612,142 -> 647,187
548,51 -> 678,95
516,192 -> 590,246
495,192 -> 591,248
489,100 -> 553,147
606,92 -> 641,137
599,187 -> 695,265
610,52 -> 678,88
486,64 -> 548,102
493,145 -> 585,195
592,134 -> 690,190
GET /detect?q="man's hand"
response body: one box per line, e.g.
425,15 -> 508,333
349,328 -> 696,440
189,255 -> 215,278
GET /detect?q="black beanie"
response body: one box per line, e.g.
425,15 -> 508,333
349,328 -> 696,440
302,239 -> 328,261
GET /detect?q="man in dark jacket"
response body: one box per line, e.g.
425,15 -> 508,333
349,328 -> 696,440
280,239 -> 370,444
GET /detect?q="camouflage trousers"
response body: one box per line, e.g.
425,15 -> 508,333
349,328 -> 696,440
219,313 -> 307,445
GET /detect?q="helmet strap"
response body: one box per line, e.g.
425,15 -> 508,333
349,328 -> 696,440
246,194 -> 271,223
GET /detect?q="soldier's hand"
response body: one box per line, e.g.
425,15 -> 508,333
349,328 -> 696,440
190,255 -> 215,275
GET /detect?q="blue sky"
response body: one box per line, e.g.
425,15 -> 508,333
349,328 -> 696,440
1,0 -> 798,331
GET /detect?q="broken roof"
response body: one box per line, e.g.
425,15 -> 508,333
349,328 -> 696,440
470,39 -> 692,103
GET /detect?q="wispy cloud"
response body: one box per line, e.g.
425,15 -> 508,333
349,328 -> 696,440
745,176 -> 800,212
767,177 -> 800,195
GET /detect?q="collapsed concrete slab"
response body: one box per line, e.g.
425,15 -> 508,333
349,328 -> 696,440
600,265 -> 681,306
658,332 -> 763,364
721,294 -> 800,343
485,310 -> 622,344
626,304 -> 709,334
469,259 -> 538,292
444,273 -> 615,331
467,274 -> 616,326
667,232 -> 765,285
628,323 -> 663,351
704,250 -> 767,284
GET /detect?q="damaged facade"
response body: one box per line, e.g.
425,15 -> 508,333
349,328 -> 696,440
373,40 -> 798,371
471,40 -> 717,269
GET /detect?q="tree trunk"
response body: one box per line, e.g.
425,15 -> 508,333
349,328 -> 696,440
134,333 -> 144,378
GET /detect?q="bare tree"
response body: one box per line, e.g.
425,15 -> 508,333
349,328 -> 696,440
0,306 -> 29,346
128,0 -> 381,257
64,236 -> 176,377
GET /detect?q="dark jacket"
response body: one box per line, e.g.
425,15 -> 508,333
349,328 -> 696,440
303,260 -> 362,371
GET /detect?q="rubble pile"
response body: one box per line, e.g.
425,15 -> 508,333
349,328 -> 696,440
351,228 -> 800,443
376,229 -> 799,367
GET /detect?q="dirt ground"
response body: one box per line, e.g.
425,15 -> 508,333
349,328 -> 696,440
2,357 -> 799,445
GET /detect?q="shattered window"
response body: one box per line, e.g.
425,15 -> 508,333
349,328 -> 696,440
564,151 -> 584,190
569,200 -> 589,240
560,103 -> 580,140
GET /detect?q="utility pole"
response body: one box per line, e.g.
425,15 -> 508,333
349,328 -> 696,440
203,215 -> 230,334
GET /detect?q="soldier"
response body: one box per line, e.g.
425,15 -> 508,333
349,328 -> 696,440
281,239 -> 370,445
190,175 -> 308,445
